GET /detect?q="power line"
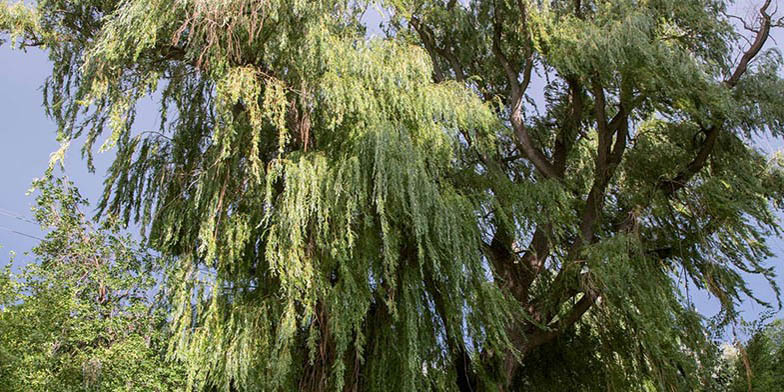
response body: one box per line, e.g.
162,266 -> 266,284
0,225 -> 44,241
0,208 -> 37,226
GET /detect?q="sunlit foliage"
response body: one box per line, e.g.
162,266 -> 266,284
0,177 -> 184,391
2,0 -> 783,391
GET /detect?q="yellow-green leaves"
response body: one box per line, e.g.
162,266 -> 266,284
0,1 -> 41,49
7,0 -> 784,390
0,177 -> 185,391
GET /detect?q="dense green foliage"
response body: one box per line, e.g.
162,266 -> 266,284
2,0 -> 784,391
0,177 -> 183,391
712,317 -> 784,392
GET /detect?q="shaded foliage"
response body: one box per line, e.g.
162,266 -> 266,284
712,316 -> 784,392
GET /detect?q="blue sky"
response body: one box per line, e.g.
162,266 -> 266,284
0,4 -> 782,326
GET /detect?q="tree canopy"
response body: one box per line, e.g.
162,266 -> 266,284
708,316 -> 784,392
0,177 -> 184,391
2,0 -> 784,391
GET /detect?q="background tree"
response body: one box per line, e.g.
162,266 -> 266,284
0,176 -> 184,391
1,0 -> 783,391
711,316 -> 784,392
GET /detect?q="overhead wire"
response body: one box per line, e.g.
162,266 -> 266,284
0,225 -> 44,241
0,207 -> 43,241
0,208 -> 38,225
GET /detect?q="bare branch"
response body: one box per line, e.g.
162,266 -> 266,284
492,1 -> 557,179
725,0 -> 773,87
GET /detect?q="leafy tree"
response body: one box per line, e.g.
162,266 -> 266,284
713,317 -> 784,392
0,177 -> 184,391
2,0 -> 784,391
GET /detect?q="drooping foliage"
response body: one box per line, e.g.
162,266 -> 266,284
385,0 -> 784,389
0,176 -> 184,391
4,1 -> 511,390
1,0 -> 784,391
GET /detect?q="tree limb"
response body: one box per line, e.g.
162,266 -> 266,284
725,0 -> 773,88
492,1 -> 557,179
523,291 -> 598,355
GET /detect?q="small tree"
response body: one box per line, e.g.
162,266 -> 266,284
723,317 -> 784,392
0,176 -> 184,391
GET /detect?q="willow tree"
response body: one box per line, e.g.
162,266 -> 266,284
2,0 -> 784,391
